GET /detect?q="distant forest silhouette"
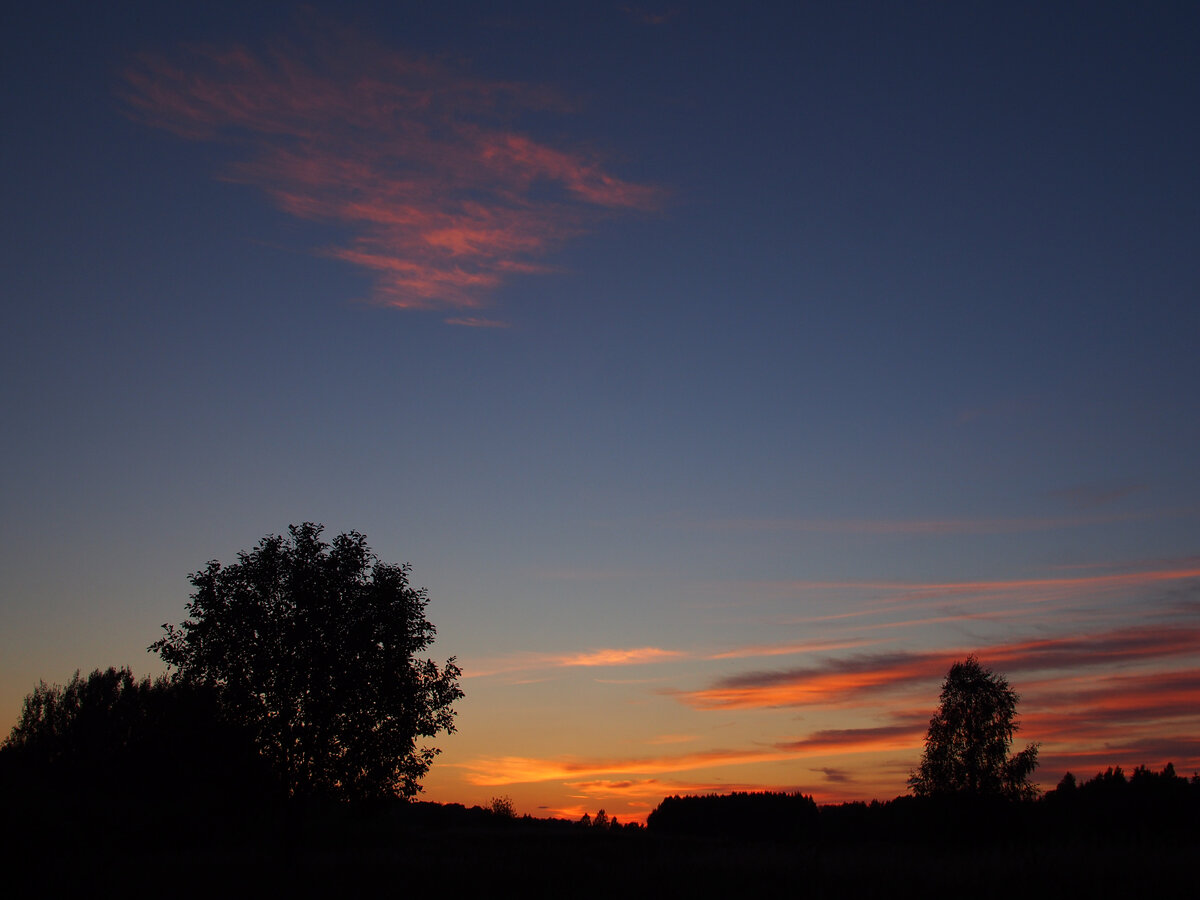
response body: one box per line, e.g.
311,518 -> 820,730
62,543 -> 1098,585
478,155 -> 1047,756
647,765 -> 1200,842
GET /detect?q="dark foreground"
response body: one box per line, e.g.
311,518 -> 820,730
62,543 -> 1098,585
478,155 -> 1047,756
5,760 -> 1197,897
5,804 -> 1196,898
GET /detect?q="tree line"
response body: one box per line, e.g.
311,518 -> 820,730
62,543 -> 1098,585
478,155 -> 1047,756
646,764 -> 1200,843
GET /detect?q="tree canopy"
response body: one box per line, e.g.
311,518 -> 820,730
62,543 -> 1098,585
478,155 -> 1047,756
150,523 -> 463,800
3,667 -> 248,770
908,656 -> 1039,800
0,666 -> 277,839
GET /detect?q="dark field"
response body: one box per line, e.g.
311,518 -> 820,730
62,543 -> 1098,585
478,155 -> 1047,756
7,806 -> 1196,898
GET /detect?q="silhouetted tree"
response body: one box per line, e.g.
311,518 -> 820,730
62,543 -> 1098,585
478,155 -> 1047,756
909,656 -> 1039,799
150,523 -> 463,800
488,795 -> 516,818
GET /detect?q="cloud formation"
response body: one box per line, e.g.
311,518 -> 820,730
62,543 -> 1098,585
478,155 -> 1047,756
466,645 -> 683,678
676,624 -> 1200,710
458,662 -> 1200,801
458,747 -> 792,785
122,28 -> 660,320
459,718 -> 931,789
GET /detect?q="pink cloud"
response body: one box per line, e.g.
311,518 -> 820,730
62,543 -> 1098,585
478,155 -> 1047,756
122,28 -> 660,315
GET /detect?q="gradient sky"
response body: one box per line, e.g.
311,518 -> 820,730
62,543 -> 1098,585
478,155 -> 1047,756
3,1 -> 1199,822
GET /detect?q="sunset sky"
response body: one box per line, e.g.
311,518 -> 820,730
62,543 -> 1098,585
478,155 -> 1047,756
3,2 -> 1199,822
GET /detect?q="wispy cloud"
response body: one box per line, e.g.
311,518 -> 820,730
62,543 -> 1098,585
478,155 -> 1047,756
1022,668 -> 1200,750
706,638 -> 880,660
812,767 -> 852,784
674,652 -> 943,711
468,636 -> 881,678
674,624 -> 1200,710
774,720 -> 929,755
466,645 -> 683,678
122,24 -> 660,319
763,566 -> 1200,624
460,719 -> 930,787
458,747 -> 791,785
563,647 -> 684,667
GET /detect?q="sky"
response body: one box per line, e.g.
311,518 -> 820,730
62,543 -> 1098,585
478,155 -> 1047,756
3,1 -> 1199,822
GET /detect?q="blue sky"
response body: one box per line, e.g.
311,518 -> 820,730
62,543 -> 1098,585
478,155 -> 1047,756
3,1 -> 1199,819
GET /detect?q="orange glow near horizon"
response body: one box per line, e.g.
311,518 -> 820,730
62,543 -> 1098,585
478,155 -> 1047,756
430,611 -> 1200,821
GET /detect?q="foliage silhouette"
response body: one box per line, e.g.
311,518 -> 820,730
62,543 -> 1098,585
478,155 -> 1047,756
909,656 -> 1039,799
488,794 -> 516,818
647,791 -> 819,838
1043,762 -> 1199,838
150,523 -> 463,800
0,667 -> 279,848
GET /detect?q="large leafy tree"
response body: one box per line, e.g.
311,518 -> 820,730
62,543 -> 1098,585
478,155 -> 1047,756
908,656 -> 1039,800
151,523 -> 463,800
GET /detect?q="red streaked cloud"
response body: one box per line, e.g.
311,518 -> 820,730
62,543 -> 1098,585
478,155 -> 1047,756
122,27 -> 660,316
674,653 -> 941,711
675,624 -> 1200,710
1020,668 -> 1200,757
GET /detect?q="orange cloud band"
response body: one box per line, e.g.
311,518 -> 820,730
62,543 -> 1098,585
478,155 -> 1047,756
676,624 -> 1200,710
